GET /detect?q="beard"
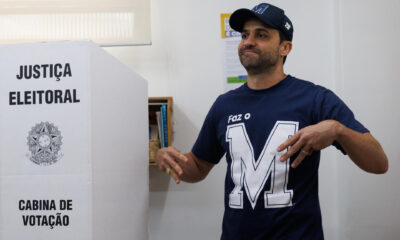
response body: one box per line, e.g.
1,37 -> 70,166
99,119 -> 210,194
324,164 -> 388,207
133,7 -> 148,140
239,46 -> 280,75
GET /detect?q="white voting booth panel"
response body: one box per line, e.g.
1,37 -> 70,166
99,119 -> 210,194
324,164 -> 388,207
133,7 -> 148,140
0,41 -> 148,240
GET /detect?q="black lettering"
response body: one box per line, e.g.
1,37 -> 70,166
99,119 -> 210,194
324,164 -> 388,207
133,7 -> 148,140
41,64 -> 49,78
17,92 -> 23,105
36,90 -> 44,104
29,216 -> 35,225
49,64 -> 53,78
16,66 -> 23,79
24,65 -> 32,79
50,200 -> 56,210
55,64 -> 62,78
32,200 -> 38,210
9,90 -> 81,106
42,200 -> 48,210
35,215 -> 41,225
25,200 -> 31,210
19,200 -> 25,210
64,63 -> 72,77
41,215 -> 48,226
49,215 -> 55,229
54,90 -> 63,103
33,65 -> 41,78
64,90 -> 72,103
22,215 -> 29,226
67,200 -> 72,210
56,213 -> 62,226
73,89 -> 80,103
32,90 -> 36,104
63,215 -> 69,226
45,90 -> 53,104
24,91 -> 31,105
59,200 -> 66,210
9,92 -> 16,105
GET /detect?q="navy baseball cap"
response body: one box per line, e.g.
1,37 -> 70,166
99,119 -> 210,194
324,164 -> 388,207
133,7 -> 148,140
229,3 -> 293,41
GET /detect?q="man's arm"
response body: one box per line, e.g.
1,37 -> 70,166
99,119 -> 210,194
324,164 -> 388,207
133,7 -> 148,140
277,120 -> 388,174
155,147 -> 215,184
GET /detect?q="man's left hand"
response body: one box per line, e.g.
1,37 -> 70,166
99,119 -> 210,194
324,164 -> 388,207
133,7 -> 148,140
277,120 -> 339,168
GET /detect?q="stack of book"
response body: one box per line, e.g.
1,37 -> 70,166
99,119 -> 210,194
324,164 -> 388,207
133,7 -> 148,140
148,102 -> 169,163
154,104 -> 168,148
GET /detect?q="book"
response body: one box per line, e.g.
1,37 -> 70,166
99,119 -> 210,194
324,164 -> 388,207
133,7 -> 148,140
149,124 -> 159,140
161,104 -> 168,147
156,111 -> 164,148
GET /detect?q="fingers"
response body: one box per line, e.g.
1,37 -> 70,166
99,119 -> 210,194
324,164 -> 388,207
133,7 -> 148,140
161,159 -> 181,184
278,131 -> 313,168
291,147 -> 313,168
156,146 -> 188,184
277,133 -> 300,152
166,167 -> 181,184
169,147 -> 189,163
164,153 -> 183,176
279,139 -> 303,162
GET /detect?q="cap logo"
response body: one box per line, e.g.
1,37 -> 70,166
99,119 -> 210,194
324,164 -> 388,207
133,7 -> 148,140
285,22 -> 291,30
252,4 -> 269,15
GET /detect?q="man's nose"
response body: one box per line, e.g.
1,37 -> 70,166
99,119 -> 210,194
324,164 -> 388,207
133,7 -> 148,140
243,34 -> 256,47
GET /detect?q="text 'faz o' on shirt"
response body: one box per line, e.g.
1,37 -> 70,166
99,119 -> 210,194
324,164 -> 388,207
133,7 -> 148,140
192,75 -> 368,240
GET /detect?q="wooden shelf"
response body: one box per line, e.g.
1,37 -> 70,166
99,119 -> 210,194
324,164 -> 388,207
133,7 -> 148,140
148,97 -> 173,165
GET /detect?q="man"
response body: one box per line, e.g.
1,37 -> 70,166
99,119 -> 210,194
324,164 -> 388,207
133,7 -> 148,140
155,3 -> 388,239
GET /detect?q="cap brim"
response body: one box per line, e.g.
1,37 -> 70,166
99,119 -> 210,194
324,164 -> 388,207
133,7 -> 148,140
229,8 -> 279,33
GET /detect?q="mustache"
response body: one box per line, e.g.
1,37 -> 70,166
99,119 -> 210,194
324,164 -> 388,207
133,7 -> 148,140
239,46 -> 261,55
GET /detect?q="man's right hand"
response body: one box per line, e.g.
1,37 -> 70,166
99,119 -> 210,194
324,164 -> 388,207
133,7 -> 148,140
155,146 -> 189,184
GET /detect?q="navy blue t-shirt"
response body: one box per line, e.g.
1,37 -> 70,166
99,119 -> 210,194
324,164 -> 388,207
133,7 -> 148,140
192,75 -> 368,240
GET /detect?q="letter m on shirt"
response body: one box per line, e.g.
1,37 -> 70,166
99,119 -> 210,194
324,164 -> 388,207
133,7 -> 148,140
226,121 -> 298,209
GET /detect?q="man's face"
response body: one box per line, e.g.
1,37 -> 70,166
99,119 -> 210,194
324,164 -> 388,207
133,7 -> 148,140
238,19 -> 281,75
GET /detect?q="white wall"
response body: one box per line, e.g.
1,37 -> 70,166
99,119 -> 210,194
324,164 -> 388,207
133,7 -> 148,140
336,0 -> 400,239
104,0 -> 400,239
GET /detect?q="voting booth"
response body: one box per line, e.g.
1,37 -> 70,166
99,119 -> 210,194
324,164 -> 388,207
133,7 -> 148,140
0,41 -> 148,240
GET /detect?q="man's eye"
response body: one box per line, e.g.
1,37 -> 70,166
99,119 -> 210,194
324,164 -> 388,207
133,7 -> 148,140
241,34 -> 248,39
258,34 -> 266,38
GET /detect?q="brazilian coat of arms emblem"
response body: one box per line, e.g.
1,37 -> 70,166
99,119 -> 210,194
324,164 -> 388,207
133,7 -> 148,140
27,122 -> 63,166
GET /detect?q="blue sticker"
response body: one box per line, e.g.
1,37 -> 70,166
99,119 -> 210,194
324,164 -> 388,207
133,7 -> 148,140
252,4 -> 269,14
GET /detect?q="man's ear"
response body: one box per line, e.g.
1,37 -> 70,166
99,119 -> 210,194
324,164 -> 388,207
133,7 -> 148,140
280,41 -> 292,57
